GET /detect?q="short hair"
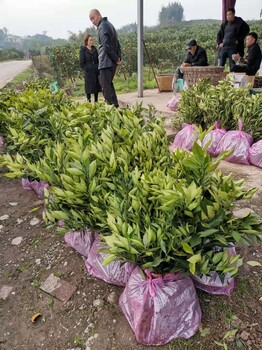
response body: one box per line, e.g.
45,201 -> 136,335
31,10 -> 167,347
227,8 -> 235,14
84,34 -> 93,46
247,32 -> 258,42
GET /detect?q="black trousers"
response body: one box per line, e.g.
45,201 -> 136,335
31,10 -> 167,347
219,48 -> 238,70
99,67 -> 119,107
231,64 -> 255,76
86,93 -> 98,102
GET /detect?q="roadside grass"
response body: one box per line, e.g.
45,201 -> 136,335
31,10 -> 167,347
66,67 -> 158,98
4,65 -> 159,97
4,67 -> 36,89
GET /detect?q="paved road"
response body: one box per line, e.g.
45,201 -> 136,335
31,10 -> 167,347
0,60 -> 32,88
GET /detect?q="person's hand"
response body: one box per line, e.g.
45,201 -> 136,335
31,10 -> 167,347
219,43 -> 223,48
117,58 -> 122,65
181,62 -> 191,68
232,53 -> 240,62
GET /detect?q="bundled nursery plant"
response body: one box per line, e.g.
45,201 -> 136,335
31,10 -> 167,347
176,79 -> 262,141
1,84 -> 262,346
1,91 -> 261,279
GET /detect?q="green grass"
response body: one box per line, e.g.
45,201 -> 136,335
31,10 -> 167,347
47,297 -> 54,307
53,271 -> 62,278
63,66 -> 159,98
73,335 -> 83,347
4,67 -> 36,89
4,65 -> 158,99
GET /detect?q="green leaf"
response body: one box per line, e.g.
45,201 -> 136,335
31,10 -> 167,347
236,339 -> 245,348
52,210 -> 69,221
246,260 -> 262,267
189,262 -> 196,275
89,160 -> 97,179
67,168 -> 84,176
214,341 -> 228,349
182,243 -> 194,255
212,252 -> 224,264
199,326 -> 210,337
199,229 -> 218,237
223,329 -> 238,339
102,254 -> 116,266
189,236 -> 202,247
160,240 -> 167,254
187,254 -> 201,264
232,231 -> 241,242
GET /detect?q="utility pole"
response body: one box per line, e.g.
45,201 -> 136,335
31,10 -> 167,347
137,0 -> 143,97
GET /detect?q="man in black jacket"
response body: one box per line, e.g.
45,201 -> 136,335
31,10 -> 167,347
217,8 -> 249,70
176,39 -> 208,79
231,32 -> 262,76
89,9 -> 121,107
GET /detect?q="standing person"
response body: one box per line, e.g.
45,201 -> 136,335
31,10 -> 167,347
89,9 -> 121,108
231,32 -> 262,76
217,8 -> 249,70
79,34 -> 101,102
176,39 -> 208,80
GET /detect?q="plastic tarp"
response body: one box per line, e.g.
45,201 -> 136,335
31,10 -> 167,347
85,236 -> 135,286
249,140 -> 262,168
192,246 -> 236,296
171,124 -> 199,151
167,95 -> 181,112
201,121 -> 226,157
216,120 -> 253,165
119,267 -> 202,345
21,178 -> 49,198
64,229 -> 95,258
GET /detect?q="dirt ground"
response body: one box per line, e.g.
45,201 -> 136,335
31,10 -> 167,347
0,163 -> 262,350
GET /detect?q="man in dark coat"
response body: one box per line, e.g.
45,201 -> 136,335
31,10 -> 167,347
89,9 -> 121,108
217,8 -> 249,70
176,39 -> 208,79
231,32 -> 262,76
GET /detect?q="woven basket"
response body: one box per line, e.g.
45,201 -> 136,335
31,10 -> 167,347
156,74 -> 174,92
183,66 -> 224,86
254,76 -> 262,88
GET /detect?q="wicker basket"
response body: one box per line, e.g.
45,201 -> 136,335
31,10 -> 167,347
254,76 -> 262,88
156,74 -> 174,92
182,66 -> 224,86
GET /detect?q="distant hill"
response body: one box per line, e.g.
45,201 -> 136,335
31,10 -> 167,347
0,28 -> 67,52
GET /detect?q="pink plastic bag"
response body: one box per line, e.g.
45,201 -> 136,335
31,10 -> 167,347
216,120 -> 253,164
64,229 -> 95,258
192,272 -> 234,296
192,246 -> 235,296
119,268 -> 201,346
171,124 -> 199,150
166,95 -> 181,112
249,140 -> 262,168
85,236 -> 135,286
22,178 -> 49,198
202,121 -> 226,157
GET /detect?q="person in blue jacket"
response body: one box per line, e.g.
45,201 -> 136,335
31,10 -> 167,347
79,34 -> 101,102
89,9 -> 121,108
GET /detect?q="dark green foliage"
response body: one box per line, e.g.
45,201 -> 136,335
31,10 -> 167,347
0,48 -> 24,61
